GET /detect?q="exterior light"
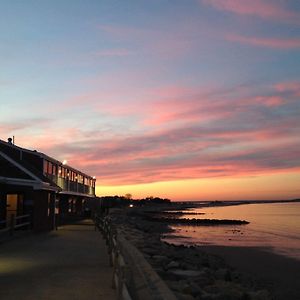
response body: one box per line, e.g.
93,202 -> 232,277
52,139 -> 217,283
62,160 -> 67,165
92,176 -> 96,179
58,170 -> 61,174
129,204 -> 134,208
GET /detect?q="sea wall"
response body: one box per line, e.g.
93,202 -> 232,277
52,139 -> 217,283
95,207 -> 271,300
95,214 -> 177,300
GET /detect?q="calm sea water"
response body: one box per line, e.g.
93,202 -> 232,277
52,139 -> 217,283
164,202 -> 300,260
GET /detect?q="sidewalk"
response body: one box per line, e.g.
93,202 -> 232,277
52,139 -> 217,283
0,220 -> 116,300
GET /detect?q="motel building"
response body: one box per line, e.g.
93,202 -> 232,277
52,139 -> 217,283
0,138 -> 96,232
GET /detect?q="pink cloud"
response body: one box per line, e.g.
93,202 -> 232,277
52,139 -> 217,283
275,81 -> 300,96
0,118 -> 54,145
254,96 -> 284,107
0,124 -> 24,136
143,84 -> 289,126
202,0 -> 300,23
226,34 -> 300,49
44,79 -> 298,135
8,79 -> 299,186
73,140 -> 300,185
43,110 -> 300,185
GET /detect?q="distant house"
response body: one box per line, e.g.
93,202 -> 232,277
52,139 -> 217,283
0,138 -> 96,231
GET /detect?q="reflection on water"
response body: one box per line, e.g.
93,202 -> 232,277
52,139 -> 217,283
164,202 -> 300,260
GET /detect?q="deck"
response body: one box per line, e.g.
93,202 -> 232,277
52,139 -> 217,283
0,220 -> 116,300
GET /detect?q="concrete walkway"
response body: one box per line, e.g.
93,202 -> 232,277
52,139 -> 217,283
0,220 -> 116,300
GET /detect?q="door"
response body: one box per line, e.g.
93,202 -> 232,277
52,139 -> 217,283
6,194 -> 23,221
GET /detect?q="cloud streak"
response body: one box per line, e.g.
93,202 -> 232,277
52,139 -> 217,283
202,0 -> 300,24
5,79 -> 297,185
30,79 -> 300,185
226,34 -> 300,49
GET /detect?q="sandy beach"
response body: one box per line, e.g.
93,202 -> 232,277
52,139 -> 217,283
201,245 -> 300,300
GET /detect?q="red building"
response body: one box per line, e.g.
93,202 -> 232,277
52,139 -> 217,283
0,138 -> 96,231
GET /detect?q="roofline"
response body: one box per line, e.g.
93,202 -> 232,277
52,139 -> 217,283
0,139 -> 95,180
0,176 -> 60,191
0,150 -> 43,182
59,191 -> 96,198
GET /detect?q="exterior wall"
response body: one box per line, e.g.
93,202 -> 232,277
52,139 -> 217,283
1,183 -> 24,226
0,183 -> 57,232
0,184 -> 6,223
1,139 -> 96,232
44,159 -> 96,196
32,190 -> 56,232
22,151 -> 44,173
0,141 -> 22,161
1,139 -> 96,198
0,140 -> 43,170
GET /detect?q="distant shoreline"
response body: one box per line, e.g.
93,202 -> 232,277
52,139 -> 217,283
172,198 -> 300,207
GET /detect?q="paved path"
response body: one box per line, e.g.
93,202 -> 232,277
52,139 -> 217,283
0,220 -> 116,300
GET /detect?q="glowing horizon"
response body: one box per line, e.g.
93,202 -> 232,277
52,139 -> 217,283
1,1 -> 299,200
96,171 -> 300,201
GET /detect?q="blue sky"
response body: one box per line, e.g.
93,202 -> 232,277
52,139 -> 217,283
1,0 -> 300,200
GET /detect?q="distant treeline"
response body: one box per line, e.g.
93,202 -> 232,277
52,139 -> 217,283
94,195 -> 171,209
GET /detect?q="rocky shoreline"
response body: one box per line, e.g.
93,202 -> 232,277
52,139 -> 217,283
109,205 -> 271,300
149,216 -> 249,226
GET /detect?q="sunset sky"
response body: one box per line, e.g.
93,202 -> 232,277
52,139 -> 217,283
1,1 -> 300,201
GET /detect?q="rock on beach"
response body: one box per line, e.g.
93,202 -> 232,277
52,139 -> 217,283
109,207 -> 271,300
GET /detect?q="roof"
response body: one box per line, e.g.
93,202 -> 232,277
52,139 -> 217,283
0,150 -> 60,191
0,138 -> 94,180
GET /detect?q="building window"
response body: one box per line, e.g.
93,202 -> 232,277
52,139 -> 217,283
43,160 -> 48,174
62,168 -> 66,178
58,166 -> 62,177
52,164 -> 57,176
47,162 -> 52,175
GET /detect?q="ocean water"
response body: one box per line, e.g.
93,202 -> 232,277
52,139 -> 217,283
164,202 -> 300,260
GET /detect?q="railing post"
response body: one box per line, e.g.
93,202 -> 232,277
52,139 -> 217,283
9,214 -> 15,236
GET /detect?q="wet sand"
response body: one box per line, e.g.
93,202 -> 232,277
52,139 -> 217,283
201,245 -> 300,300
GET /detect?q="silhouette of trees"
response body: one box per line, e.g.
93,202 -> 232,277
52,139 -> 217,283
124,193 -> 132,200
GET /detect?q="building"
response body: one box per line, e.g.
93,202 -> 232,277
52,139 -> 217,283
0,138 -> 96,231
